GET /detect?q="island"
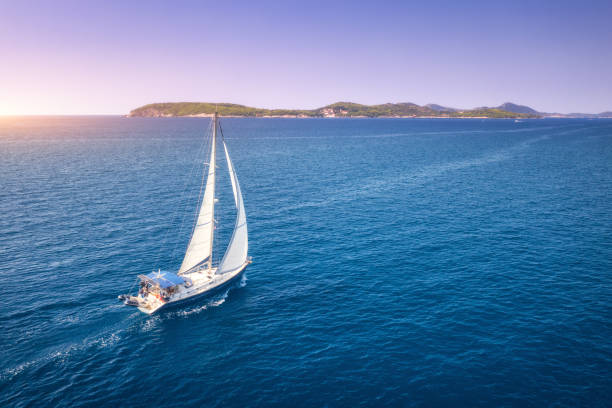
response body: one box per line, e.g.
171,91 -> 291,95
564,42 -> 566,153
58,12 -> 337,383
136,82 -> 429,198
128,102 -> 542,119
128,102 -> 612,119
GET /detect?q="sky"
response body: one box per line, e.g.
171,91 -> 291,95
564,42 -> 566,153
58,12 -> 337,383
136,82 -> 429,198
0,0 -> 611,115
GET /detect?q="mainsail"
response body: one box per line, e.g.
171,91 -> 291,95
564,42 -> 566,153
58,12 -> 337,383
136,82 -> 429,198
217,140 -> 248,274
179,117 -> 217,273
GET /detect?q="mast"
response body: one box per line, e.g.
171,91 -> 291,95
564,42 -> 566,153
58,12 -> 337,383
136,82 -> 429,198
208,111 -> 217,270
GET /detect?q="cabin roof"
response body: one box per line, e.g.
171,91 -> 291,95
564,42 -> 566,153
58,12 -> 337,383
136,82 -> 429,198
140,271 -> 185,289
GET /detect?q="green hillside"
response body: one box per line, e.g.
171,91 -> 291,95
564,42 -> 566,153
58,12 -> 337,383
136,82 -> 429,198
129,102 -> 540,118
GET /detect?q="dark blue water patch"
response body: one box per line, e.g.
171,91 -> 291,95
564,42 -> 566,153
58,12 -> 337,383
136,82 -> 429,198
0,117 -> 611,407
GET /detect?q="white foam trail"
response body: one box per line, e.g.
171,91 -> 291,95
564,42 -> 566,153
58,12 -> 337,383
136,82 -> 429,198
1,358 -> 38,381
172,289 -> 230,318
0,328 -> 124,382
139,316 -> 161,333
1,276 -> 251,381
53,313 -> 80,325
91,332 -> 121,349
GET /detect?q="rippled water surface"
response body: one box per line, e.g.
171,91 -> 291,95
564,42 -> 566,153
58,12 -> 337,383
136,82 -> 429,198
1,117 -> 611,407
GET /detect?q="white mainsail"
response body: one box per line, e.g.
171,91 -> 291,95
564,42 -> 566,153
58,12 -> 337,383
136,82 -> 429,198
217,140 -> 248,274
179,118 -> 217,273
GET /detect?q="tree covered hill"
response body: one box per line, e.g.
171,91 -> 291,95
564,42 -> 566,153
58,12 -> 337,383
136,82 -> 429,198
128,102 -> 541,118
495,102 -> 539,115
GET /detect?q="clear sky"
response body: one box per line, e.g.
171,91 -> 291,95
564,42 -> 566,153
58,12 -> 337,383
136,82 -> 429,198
1,0 -> 611,115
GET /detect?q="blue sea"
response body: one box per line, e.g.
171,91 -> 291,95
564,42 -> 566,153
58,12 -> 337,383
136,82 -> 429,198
1,117 -> 611,407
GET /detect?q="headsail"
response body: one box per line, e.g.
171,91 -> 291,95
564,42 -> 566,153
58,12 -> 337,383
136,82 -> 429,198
217,140 -> 248,274
179,116 -> 217,273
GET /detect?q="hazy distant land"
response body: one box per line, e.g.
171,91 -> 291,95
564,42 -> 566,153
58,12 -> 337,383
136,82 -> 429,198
128,102 -> 612,119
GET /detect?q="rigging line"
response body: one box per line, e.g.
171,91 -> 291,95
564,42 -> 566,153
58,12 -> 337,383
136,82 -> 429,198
185,121 -> 212,258
154,138 -> 209,271
170,117 -> 214,265
151,129 -> 208,270
219,121 -> 226,141
167,119 -> 212,264
174,114 -> 214,264
152,117 -> 213,270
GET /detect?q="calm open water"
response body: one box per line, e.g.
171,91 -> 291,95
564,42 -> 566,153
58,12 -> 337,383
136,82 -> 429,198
0,117 -> 611,407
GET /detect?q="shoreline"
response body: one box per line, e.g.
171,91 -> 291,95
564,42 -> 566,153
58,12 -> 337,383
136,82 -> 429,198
129,102 -> 546,119
125,114 -> 555,119
128,102 -> 612,120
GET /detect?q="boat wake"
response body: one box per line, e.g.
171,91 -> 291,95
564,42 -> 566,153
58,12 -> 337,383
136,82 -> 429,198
1,285 -> 247,382
0,326 -> 125,382
173,273 -> 247,318
1,286 -> 241,382
173,289 -> 230,317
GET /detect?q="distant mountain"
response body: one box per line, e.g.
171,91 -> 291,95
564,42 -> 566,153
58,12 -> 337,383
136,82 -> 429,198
495,103 -> 612,118
129,102 -> 539,119
425,104 -> 458,112
495,102 -> 539,115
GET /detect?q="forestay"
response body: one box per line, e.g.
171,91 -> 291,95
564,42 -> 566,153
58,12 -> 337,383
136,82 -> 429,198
217,141 -> 248,274
179,124 -> 216,273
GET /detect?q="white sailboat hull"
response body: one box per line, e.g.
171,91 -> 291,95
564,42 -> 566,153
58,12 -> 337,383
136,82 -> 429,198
137,262 -> 250,315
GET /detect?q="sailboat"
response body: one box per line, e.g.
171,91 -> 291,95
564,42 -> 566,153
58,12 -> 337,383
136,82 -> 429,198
119,112 -> 251,314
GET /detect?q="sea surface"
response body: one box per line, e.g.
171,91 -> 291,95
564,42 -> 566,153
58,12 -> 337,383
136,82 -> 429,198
0,117 -> 611,407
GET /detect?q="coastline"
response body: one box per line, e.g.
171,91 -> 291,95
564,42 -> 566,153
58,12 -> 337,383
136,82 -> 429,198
126,114 -> 540,119
127,101 -> 611,119
128,101 -> 546,119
